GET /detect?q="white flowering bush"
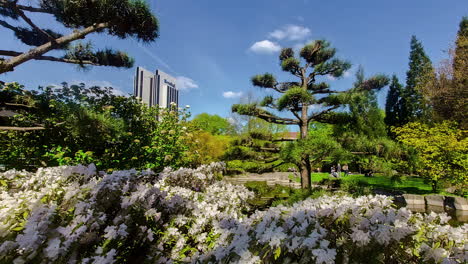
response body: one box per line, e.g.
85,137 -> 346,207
0,163 -> 252,263
1,163 -> 466,264
201,195 -> 467,264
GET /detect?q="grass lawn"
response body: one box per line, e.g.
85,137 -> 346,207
290,172 -> 443,195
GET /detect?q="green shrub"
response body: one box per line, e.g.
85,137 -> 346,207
244,181 -> 269,195
341,179 -> 373,196
318,178 -> 342,188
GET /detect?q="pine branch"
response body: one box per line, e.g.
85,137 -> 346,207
232,104 -> 299,125
0,1 -> 52,14
0,22 -> 109,73
0,50 -> 100,66
11,4 -> 55,42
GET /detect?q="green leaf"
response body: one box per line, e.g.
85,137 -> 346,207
11,226 -> 24,232
0,179 -> 7,187
274,247 -> 281,260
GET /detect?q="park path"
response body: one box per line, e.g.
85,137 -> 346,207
223,172 -> 302,189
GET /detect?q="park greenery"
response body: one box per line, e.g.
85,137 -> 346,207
0,1 -> 467,262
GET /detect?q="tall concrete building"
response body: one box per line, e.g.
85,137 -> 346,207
133,67 -> 179,108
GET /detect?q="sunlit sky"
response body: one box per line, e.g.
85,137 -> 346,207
1,0 -> 466,119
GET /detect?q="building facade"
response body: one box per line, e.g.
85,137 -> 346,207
134,67 -> 178,108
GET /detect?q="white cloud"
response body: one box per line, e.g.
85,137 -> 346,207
269,25 -> 311,41
343,70 -> 352,78
176,76 -> 198,91
223,91 -> 243,98
249,40 -> 281,54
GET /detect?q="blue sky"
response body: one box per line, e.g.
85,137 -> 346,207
1,0 -> 467,120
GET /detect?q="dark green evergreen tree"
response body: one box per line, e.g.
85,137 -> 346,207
385,75 -> 403,128
400,36 -> 434,124
0,0 -> 159,73
347,66 -> 388,139
232,40 -> 388,189
452,17 -> 468,128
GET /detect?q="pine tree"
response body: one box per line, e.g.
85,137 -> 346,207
452,17 -> 468,128
0,0 -> 159,73
232,40 -> 388,189
348,66 -> 388,139
385,75 -> 403,128
400,36 -> 434,124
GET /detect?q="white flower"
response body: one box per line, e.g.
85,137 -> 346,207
44,238 -> 62,259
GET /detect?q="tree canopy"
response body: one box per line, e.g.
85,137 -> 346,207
232,40 -> 389,188
0,0 -> 159,73
191,113 -> 234,135
393,121 -> 468,192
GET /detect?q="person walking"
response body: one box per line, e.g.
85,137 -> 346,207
337,163 -> 342,177
343,164 -> 349,176
330,165 -> 336,178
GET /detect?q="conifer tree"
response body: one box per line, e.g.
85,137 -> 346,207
0,0 -> 159,73
347,66 -> 388,139
385,75 -> 403,128
400,36 -> 434,124
232,40 -> 388,189
452,17 -> 468,128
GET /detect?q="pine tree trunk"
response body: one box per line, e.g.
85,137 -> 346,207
299,119 -> 311,189
299,71 -> 311,189
300,155 -> 312,189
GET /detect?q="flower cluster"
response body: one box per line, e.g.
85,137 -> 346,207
200,195 -> 467,264
1,164 -> 466,264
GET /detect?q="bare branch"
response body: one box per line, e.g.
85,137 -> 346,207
0,126 -> 45,131
11,4 -> 55,41
307,105 -> 339,122
256,112 -> 299,125
290,109 -> 301,120
311,89 -> 347,95
0,50 -> 100,66
0,19 -> 17,32
272,138 -> 296,142
4,102 -> 34,108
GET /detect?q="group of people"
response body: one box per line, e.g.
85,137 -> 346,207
330,163 -> 349,178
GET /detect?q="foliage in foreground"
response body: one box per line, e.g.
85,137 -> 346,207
0,164 -> 467,263
0,82 -> 194,172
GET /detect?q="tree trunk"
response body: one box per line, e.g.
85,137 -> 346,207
299,71 -> 311,189
299,117 -> 311,189
300,155 -> 312,189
